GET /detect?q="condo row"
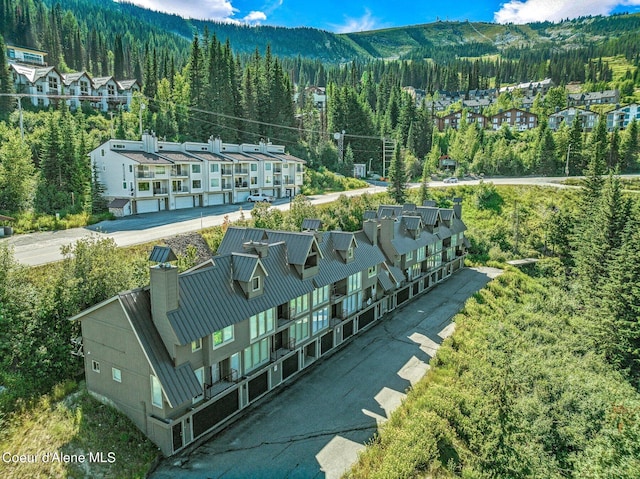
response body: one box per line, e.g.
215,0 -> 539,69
71,201 -> 468,455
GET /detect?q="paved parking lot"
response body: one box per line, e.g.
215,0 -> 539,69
151,266 -> 502,479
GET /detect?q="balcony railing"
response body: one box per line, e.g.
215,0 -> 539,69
234,181 -> 248,188
205,368 -> 238,399
153,187 -> 168,195
171,168 -> 188,177
234,168 -> 249,175
137,171 -> 154,178
222,183 -> 232,191
271,338 -> 296,361
172,186 -> 190,193
274,180 -> 282,186
221,168 -> 233,176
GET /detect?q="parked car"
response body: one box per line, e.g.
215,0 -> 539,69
247,193 -> 275,202
443,177 -> 459,184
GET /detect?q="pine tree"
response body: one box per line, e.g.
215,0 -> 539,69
567,114 -> 584,173
387,145 -> 407,204
113,34 -> 124,80
537,127 -> 557,174
620,118 -> 639,171
418,158 -> 430,206
0,35 -> 13,119
0,130 -> 35,212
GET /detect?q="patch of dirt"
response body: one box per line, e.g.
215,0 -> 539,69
164,233 -> 212,265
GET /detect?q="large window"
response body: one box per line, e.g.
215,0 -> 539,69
151,375 -> 163,408
417,246 -> 426,261
192,164 -> 201,174
312,285 -> 329,306
406,250 -> 413,261
210,178 -> 220,188
290,317 -> 309,344
347,273 -> 361,293
138,182 -> 150,191
289,294 -> 309,316
210,163 -> 219,173
244,338 -> 269,374
343,293 -> 362,317
250,309 -> 274,340
213,325 -> 234,348
312,307 -> 329,334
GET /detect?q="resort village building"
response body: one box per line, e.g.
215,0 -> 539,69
71,201 -> 468,455
90,132 -> 305,216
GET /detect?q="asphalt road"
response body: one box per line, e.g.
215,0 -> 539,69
4,174 -> 637,266
149,266 -> 503,479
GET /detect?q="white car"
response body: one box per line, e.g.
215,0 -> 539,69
443,177 -> 459,184
247,193 -> 275,202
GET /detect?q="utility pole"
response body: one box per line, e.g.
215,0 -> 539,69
334,130 -> 345,163
139,102 -> 146,138
565,143 -> 571,176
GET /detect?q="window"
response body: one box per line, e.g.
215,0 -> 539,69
37,84 -> 43,93
252,276 -> 261,291
409,263 -> 421,280
265,163 -> 272,170
347,247 -> 354,259
312,285 -> 329,306
213,325 -> 234,348
210,178 -> 220,188
139,182 -> 150,191
123,182 -> 127,189
249,309 -> 274,340
265,176 -> 272,184
91,360 -> 100,373
193,367 -> 204,402
192,179 -> 202,189
250,163 -> 257,172
151,375 -> 163,408
417,246 -> 426,261
290,317 -> 309,344
244,338 -> 269,374
343,293 -> 362,316
312,307 -> 329,334
156,166 -> 165,175
347,273 -> 361,293
250,177 -> 258,185
112,368 -> 121,382
129,165 -> 133,173
406,250 -> 413,261
368,265 -> 377,278
191,338 -> 202,352
289,294 -> 309,316
210,164 -> 219,173
192,164 -> 201,174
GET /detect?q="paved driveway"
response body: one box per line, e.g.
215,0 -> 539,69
151,267 -> 502,479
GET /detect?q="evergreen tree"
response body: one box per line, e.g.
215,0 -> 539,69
387,145 -> 407,204
620,118 -> 639,171
418,158 -> 430,206
0,35 -> 14,119
537,127 -> 557,174
0,130 -> 35,212
113,34 -> 124,80
567,115 -> 584,174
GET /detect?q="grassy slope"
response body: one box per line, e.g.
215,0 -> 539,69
344,266 -> 640,478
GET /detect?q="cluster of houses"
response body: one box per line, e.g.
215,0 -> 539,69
91,132 -> 305,216
6,44 -> 140,111
71,200 -> 468,455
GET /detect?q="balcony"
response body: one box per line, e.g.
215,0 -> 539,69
274,167 -> 282,173
271,337 -> 296,362
171,167 -> 188,177
234,181 -> 249,188
234,167 -> 249,175
221,167 -> 233,176
172,186 -> 190,193
274,180 -> 282,186
222,182 -> 232,191
153,187 -> 168,195
137,171 -> 155,179
204,369 -> 238,400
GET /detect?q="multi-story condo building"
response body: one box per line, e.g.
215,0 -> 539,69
5,44 -> 47,65
71,201 -> 467,455
606,103 -> 640,131
567,90 -> 620,107
90,132 -> 305,216
10,63 -> 62,108
490,108 -> 538,131
548,107 -> 600,131
435,111 -> 489,131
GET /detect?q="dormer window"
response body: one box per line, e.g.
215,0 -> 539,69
252,276 -> 261,291
347,247 -> 354,259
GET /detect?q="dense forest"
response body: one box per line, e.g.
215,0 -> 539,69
1,0 -> 640,227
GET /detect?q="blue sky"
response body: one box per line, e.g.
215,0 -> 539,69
118,0 -> 640,32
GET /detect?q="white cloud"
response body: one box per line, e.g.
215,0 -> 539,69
333,10 -> 380,33
117,0 -> 237,21
495,0 -> 640,24
243,11 -> 267,23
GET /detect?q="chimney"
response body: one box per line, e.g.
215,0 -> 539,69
363,219 -> 378,246
379,217 -> 395,244
150,264 -> 180,354
142,130 -> 157,153
453,197 -> 462,219
243,241 -> 269,258
209,136 -> 222,153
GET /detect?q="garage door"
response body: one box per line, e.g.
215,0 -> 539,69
236,191 -> 250,202
136,199 -> 159,214
208,193 -> 224,205
175,196 -> 194,209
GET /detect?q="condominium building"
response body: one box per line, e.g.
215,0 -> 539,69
90,132 -> 305,216
71,201 -> 467,455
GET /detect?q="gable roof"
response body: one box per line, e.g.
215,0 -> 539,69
167,244 -> 315,344
301,219 -> 322,231
330,231 -> 356,252
117,79 -> 140,90
62,71 -> 92,86
120,290 -> 201,408
415,206 -> 440,226
118,151 -> 172,165
92,76 -> 115,89
231,253 -> 265,282
10,64 -> 58,83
